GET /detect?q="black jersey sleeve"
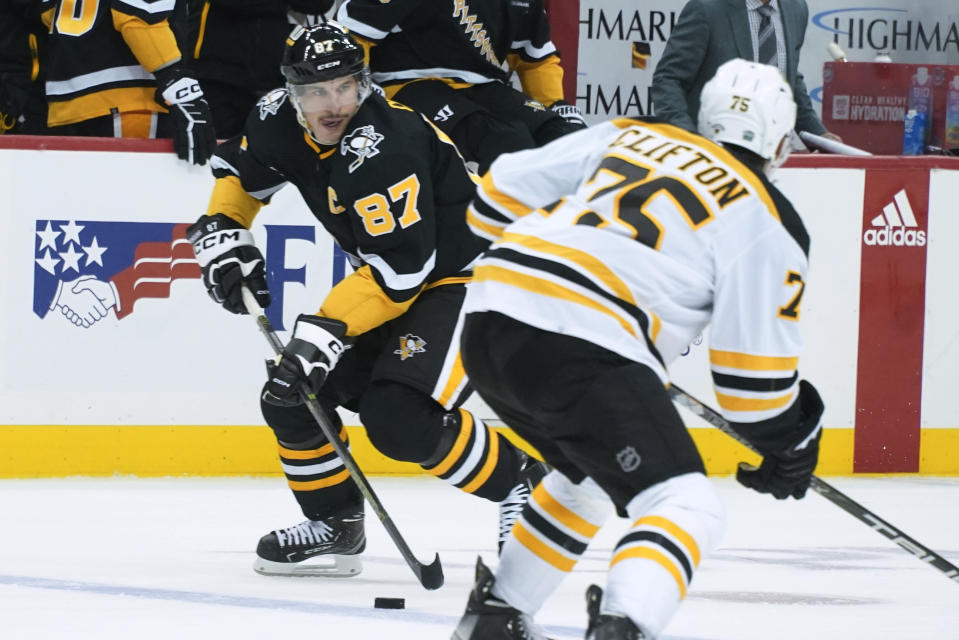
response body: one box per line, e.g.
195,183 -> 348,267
336,0 -> 425,42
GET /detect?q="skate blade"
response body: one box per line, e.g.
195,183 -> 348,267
253,553 -> 362,577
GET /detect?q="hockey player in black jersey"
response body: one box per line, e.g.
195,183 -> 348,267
450,59 -> 824,639
39,0 -> 214,164
336,0 -> 585,173
187,22 -> 545,577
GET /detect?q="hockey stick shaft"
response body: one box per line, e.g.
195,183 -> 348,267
668,384 -> 959,584
241,288 -> 444,590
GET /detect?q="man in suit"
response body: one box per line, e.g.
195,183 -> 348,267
653,0 -> 839,141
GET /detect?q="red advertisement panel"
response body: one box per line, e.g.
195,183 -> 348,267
855,168 -> 929,472
822,61 -> 959,154
545,0 -> 580,103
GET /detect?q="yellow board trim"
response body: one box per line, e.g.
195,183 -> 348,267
0,425 -> 956,477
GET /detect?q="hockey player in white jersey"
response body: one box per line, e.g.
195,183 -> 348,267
451,59 -> 825,639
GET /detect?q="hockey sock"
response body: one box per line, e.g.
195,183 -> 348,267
421,408 -> 521,501
277,427 -> 361,520
604,472 -> 725,637
492,472 -> 614,614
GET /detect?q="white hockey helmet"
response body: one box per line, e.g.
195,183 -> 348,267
697,59 -> 796,175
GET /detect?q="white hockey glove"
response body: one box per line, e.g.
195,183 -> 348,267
187,213 -> 271,315
549,99 -> 587,128
736,380 -> 824,500
154,66 -> 216,165
263,315 -> 348,407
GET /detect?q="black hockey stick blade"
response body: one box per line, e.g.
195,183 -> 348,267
416,553 -> 444,591
668,384 -> 959,585
241,287 -> 445,590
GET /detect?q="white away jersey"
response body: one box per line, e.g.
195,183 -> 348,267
464,118 -> 811,425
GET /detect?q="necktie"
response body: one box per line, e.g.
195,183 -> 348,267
757,4 -> 778,69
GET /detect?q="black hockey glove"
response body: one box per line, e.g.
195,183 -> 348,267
549,99 -> 587,128
187,213 -> 270,314
736,380 -> 824,500
262,315 -> 348,407
154,66 -> 216,165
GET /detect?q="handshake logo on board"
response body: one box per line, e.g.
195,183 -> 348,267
862,189 -> 927,247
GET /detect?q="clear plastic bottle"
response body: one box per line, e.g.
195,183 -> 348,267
906,67 -> 933,150
945,76 -> 959,149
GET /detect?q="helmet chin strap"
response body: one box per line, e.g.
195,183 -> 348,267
763,135 -> 791,178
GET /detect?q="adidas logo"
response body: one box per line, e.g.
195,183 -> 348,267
433,104 -> 454,122
862,189 -> 926,247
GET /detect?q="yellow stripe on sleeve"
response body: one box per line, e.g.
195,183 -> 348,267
716,391 -> 796,413
710,349 -> 798,372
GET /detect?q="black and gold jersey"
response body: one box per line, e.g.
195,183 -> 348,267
40,0 -> 184,126
0,0 -> 46,133
205,90 -> 484,336
336,0 -> 564,106
464,117 -> 810,427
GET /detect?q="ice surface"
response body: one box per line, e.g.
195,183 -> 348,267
0,476 -> 957,639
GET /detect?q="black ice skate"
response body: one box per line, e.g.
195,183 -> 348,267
253,506 -> 365,577
452,556 -> 553,640
584,584 -> 647,640
499,454 -> 549,552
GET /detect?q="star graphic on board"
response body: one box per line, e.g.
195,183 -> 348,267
60,244 -> 84,273
82,236 -> 107,267
35,248 -> 60,275
60,220 -> 85,246
37,221 -> 61,251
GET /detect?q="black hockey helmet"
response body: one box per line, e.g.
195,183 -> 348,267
281,22 -> 368,85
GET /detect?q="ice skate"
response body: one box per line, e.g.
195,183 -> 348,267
584,584 -> 646,639
499,453 -> 549,552
452,556 -> 552,640
253,506 -> 365,577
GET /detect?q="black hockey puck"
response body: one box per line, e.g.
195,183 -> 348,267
374,597 -> 405,609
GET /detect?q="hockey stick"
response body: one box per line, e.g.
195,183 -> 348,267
668,384 -> 959,584
241,287 -> 444,590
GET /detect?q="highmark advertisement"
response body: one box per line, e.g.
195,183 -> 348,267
572,0 -> 959,123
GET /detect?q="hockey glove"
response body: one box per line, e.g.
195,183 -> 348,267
263,315 -> 348,407
549,99 -> 587,128
736,380 -> 824,500
187,213 -> 271,314
155,66 -> 216,165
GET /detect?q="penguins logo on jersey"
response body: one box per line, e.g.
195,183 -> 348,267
616,446 -> 641,472
341,125 -> 384,173
394,334 -> 426,360
257,89 -> 288,120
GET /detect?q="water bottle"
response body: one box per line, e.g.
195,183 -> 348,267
902,109 -> 927,155
945,76 -> 959,150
